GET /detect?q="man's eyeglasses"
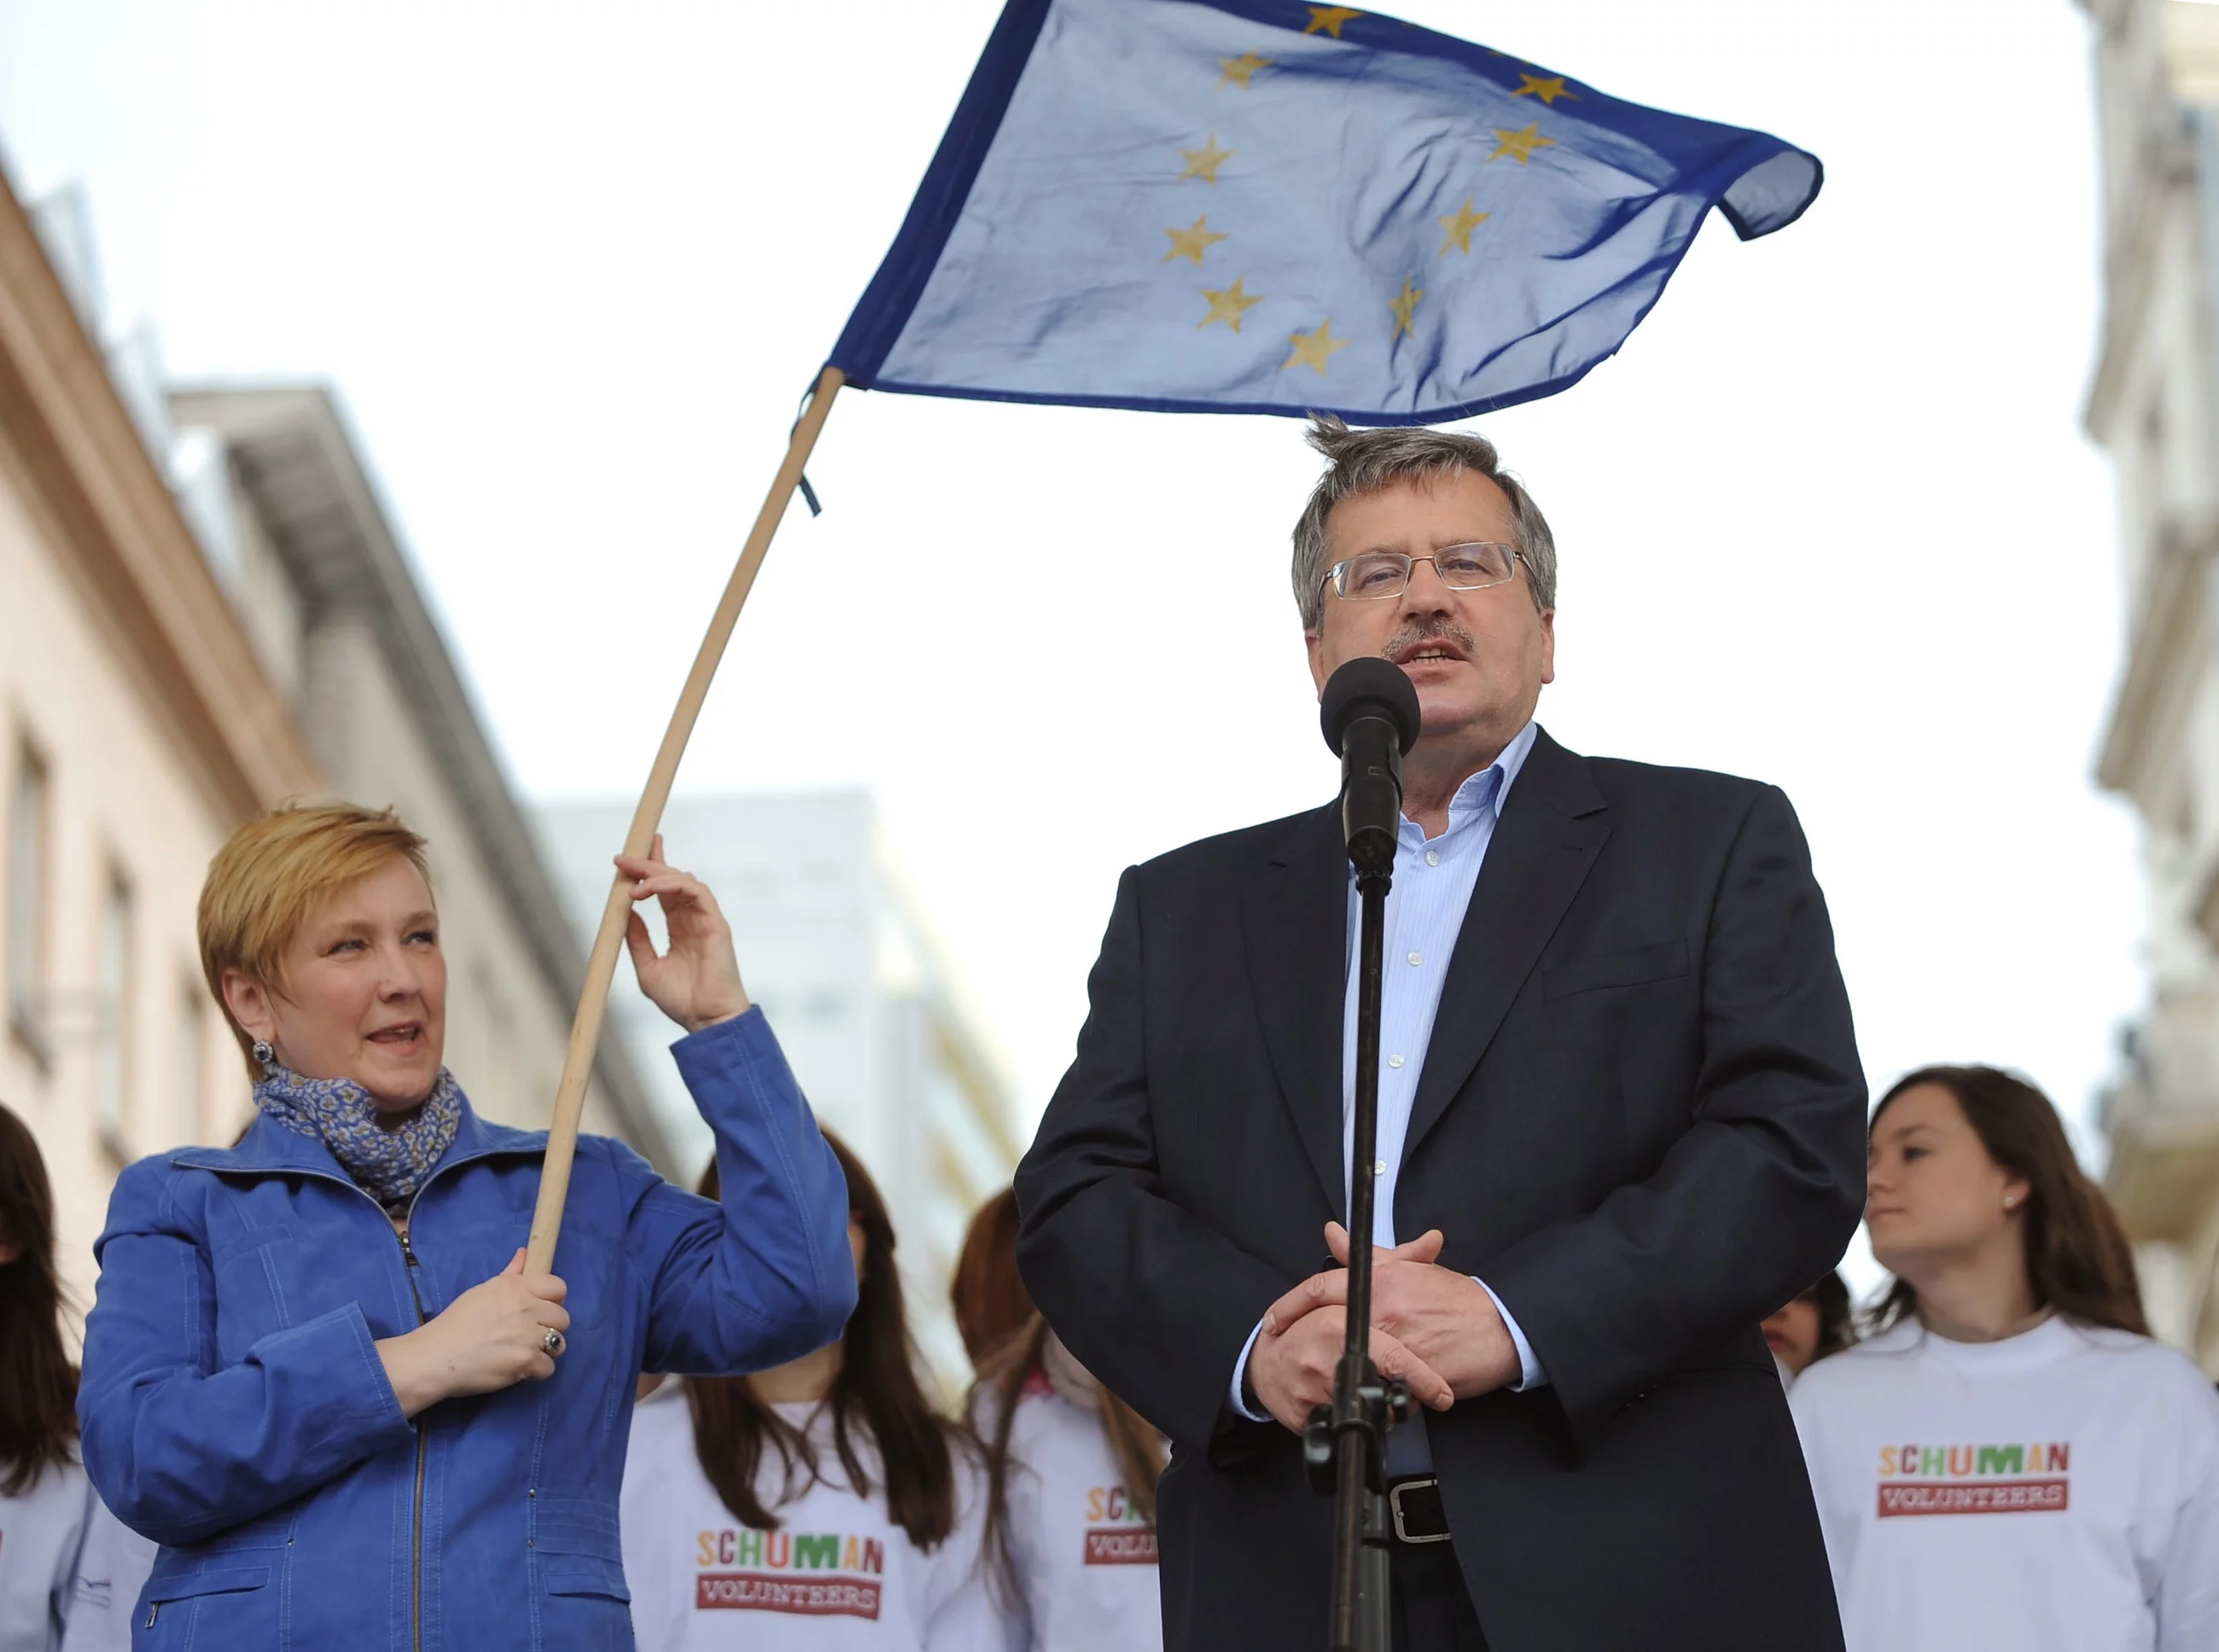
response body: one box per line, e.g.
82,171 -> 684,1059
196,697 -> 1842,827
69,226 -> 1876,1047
1319,544 -> 1524,601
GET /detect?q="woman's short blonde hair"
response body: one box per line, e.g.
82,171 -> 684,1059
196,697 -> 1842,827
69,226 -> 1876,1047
198,803 -> 432,1074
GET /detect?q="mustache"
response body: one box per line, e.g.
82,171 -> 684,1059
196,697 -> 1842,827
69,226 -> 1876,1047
1380,619 -> 1476,661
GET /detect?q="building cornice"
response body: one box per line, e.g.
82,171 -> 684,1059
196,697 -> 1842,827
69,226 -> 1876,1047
2097,515 -> 2217,797
2086,110 -> 2198,442
2107,1106 -> 2219,1242
0,174 -> 317,816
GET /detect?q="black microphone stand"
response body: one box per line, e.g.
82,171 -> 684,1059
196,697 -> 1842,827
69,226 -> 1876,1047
1304,707 -> 1412,1652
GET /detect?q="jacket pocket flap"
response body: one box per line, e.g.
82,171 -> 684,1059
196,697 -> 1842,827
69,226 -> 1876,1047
1544,939 -> 1690,998
208,1224 -> 295,1261
532,1496 -> 621,1557
148,1566 -> 271,1603
542,1556 -> 631,1602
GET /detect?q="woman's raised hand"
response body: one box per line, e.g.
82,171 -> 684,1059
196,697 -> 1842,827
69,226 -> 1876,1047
616,833 -> 751,1034
376,1250 -> 570,1418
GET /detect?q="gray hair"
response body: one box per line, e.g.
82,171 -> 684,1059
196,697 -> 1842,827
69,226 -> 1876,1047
1290,414 -> 1558,631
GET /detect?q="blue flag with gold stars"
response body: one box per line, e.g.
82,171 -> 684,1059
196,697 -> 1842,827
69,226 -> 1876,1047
828,0 -> 1820,424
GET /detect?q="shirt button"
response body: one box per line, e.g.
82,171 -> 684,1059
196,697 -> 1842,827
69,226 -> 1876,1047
1373,1160 -> 1388,1176
1424,850 -> 1440,867
1407,951 -> 1423,967
1388,1054 -> 1405,1069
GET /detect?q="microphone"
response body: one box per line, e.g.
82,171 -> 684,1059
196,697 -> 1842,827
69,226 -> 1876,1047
1319,658 -> 1421,875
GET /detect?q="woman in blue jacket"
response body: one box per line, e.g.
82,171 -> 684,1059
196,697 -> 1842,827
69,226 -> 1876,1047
76,803 -> 858,1651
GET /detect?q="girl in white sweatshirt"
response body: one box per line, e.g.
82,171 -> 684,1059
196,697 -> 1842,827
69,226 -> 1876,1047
620,1134 -> 1014,1652
954,1190 -> 1165,1652
1790,1066 -> 2219,1652
0,1104 -> 91,1652
0,1103 -> 159,1652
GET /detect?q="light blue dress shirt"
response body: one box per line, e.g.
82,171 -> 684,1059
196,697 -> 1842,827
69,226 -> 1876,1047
1230,722 -> 1546,1446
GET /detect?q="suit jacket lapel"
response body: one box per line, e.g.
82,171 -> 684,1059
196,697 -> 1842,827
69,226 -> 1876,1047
1404,730 -> 1610,1160
1242,804 -> 1348,1214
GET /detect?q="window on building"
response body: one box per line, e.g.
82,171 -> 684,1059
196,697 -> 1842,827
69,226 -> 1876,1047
95,875 -> 132,1155
7,745 -> 49,1062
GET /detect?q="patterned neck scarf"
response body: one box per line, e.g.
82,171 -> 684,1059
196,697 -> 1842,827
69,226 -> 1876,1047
253,1062 -> 464,1208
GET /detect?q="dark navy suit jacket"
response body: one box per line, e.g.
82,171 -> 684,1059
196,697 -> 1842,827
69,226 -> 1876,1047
1016,728 -> 1863,1652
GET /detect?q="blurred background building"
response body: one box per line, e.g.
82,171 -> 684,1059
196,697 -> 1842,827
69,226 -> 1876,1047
0,157 -> 668,1316
166,382 -> 670,1170
0,170 -> 317,1313
2083,0 -> 2219,1375
539,791 -> 1021,1385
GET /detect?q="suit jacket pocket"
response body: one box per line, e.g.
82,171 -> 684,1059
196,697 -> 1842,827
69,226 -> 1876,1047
1543,939 -> 1690,999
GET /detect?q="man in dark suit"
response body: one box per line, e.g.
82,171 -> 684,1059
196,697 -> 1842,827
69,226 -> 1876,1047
1015,416 -> 1866,1651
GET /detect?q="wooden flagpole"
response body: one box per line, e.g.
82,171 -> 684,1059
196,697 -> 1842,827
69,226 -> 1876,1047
526,364 -> 846,1271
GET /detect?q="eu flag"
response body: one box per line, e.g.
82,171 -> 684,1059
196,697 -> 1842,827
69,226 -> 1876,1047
829,0 -> 1820,425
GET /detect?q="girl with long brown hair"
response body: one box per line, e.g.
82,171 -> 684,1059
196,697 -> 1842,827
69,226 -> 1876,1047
0,1100 -> 91,1651
1789,1066 -> 2219,1651
957,1190 -> 1164,1652
620,1133 -> 1010,1649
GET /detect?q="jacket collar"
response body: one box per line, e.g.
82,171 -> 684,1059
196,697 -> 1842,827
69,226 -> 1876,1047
172,1092 -> 546,1183
1401,726 -> 1610,1158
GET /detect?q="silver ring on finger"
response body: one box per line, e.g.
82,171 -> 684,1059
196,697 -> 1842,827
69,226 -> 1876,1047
542,1328 -> 566,1358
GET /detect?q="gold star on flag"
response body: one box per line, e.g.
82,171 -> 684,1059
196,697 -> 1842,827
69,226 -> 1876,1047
1304,6 -> 1362,37
1163,215 -> 1229,265
1436,196 -> 1490,256
1179,133 -> 1235,183
1489,123 -> 1557,165
1283,318 -> 1350,375
1389,276 -> 1424,341
1199,276 -> 1265,331
1217,50 -> 1273,89
1512,74 -> 1575,104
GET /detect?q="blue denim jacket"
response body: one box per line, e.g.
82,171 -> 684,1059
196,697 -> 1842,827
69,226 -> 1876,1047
77,1009 -> 857,1651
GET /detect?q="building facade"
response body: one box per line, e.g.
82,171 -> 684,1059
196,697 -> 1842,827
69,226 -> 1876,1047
2082,0 -> 2219,1373
539,792 -> 1020,1383
0,159 -> 671,1316
0,166 -> 317,1311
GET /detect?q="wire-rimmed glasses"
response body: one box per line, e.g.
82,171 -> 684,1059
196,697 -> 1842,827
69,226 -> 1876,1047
1320,543 -> 1523,601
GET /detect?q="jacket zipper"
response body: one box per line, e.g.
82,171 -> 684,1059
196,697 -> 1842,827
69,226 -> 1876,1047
400,1222 -> 429,1652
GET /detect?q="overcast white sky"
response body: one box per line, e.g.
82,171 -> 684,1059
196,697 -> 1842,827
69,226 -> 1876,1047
0,2 -> 2146,1286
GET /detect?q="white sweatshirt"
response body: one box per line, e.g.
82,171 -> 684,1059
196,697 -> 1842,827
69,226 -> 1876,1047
981,1370 -> 1163,1652
1788,1315 -> 2219,1652
0,1458 -> 90,1652
57,1495 -> 156,1652
620,1382 -> 1018,1652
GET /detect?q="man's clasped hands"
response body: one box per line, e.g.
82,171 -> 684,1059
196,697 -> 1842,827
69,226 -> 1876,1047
1243,1223 -> 1525,1433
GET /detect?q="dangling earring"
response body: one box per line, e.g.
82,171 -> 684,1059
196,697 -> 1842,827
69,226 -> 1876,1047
252,1039 -> 276,1068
